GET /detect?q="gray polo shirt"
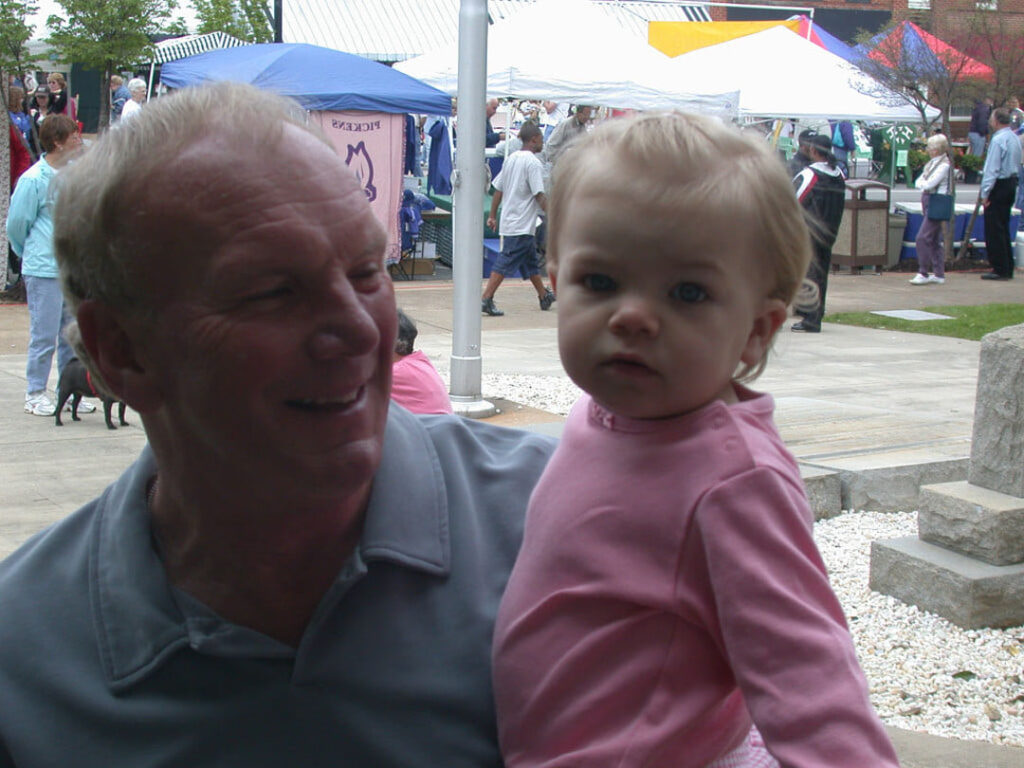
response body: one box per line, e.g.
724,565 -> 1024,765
0,406 -> 555,767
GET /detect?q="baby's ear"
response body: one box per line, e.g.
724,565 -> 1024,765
740,298 -> 787,368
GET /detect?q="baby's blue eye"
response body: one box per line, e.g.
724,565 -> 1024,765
671,283 -> 707,303
582,273 -> 616,292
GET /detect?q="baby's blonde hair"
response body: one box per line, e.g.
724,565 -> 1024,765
547,111 -> 813,382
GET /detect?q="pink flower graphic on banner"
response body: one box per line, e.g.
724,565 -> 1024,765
345,141 -> 377,202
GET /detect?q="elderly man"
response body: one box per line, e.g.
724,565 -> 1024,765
541,104 -> 592,180
0,83 -> 555,764
979,107 -> 1022,281
485,97 -> 504,148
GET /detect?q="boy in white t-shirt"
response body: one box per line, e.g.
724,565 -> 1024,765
482,122 -> 556,317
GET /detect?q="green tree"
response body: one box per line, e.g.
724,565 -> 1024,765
47,0 -> 179,129
0,2 -> 37,169
0,2 -> 36,291
963,10 -> 1024,107
0,1 -> 36,113
854,20 -> 984,140
192,0 -> 271,43
853,18 -> 989,264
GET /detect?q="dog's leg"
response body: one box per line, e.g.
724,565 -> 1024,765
103,399 -> 116,430
71,393 -> 82,422
54,384 -> 69,426
117,401 -> 128,426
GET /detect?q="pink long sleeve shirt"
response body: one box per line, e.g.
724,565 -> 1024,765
493,391 -> 899,767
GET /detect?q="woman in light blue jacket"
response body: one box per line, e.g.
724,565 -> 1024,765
7,114 -> 84,416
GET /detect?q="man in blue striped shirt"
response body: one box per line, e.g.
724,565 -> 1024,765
979,108 -> 1022,280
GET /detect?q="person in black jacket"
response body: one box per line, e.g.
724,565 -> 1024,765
791,134 -> 846,333
968,97 -> 993,157
787,129 -> 816,177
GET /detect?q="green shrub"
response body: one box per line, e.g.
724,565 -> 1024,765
956,153 -> 984,172
907,149 -> 929,170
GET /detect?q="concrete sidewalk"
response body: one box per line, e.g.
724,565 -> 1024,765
1,268 -> 1023,765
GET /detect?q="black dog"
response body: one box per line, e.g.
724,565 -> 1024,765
55,358 -> 128,430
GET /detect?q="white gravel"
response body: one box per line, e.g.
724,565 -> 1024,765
818,511 -> 1024,748
477,372 -> 1024,747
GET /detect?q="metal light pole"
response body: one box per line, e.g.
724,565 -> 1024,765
449,0 -> 496,418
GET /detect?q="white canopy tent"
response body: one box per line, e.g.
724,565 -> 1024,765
395,0 -> 736,115
665,26 -> 937,122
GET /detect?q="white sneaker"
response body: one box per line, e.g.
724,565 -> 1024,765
909,273 -> 931,285
64,400 -> 97,414
928,275 -> 945,284
24,391 -> 56,416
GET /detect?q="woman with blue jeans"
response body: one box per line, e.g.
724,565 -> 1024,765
6,114 -> 88,416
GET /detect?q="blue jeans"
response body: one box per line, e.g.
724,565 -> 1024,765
967,131 -> 986,157
24,275 -> 73,394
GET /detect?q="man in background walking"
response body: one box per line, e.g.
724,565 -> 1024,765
483,122 -> 555,317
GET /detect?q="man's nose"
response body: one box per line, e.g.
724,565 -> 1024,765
305,275 -> 381,361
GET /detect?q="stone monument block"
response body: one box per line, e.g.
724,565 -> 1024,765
918,481 -> 1024,565
870,536 -> 1024,629
968,324 -> 1024,497
871,323 -> 1024,628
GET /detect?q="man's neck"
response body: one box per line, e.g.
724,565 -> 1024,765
149,472 -> 367,647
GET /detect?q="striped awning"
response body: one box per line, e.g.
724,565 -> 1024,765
150,32 -> 248,64
284,0 -> 711,63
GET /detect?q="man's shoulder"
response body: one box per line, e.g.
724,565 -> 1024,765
418,412 -> 557,467
0,495 -> 99,636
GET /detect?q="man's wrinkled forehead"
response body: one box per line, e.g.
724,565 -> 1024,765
124,125 -> 364,255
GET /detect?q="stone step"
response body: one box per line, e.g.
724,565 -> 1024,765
803,451 -> 968,513
919,481 -> 1024,566
869,535 -> 1024,629
799,464 -> 841,520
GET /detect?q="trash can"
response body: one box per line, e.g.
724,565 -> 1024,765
832,179 -> 890,274
888,212 -> 908,268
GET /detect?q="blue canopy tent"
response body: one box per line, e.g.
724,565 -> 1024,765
788,15 -> 860,65
162,43 -> 452,273
159,42 -> 452,115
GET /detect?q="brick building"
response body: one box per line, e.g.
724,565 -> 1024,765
711,0 -> 1024,46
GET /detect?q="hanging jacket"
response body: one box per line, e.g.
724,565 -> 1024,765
427,119 -> 453,196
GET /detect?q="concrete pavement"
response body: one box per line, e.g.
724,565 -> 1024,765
1,267 -> 1023,765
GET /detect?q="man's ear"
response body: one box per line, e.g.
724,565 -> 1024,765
740,298 -> 788,369
76,300 -> 162,413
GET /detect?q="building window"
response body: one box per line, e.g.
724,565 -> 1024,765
907,0 -> 931,8
976,0 -> 997,8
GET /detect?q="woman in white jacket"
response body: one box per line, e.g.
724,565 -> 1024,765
911,134 -> 951,285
